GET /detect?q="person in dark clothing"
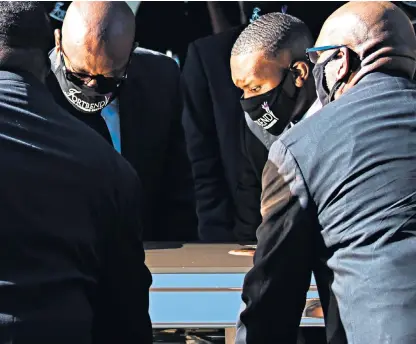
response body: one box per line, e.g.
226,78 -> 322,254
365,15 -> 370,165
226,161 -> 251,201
43,1 -> 71,50
47,1 -> 197,241
237,2 -> 416,343
232,13 -> 340,344
182,2 -> 345,243
397,1 -> 416,28
181,3 -> 292,242
45,1 -> 71,29
234,3 -> 346,242
182,26 -> 245,242
0,2 -> 152,343
135,1 -> 242,67
230,12 -> 319,241
240,2 -> 347,39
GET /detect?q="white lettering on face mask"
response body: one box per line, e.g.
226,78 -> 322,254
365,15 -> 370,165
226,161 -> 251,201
254,101 -> 279,129
63,88 -> 110,112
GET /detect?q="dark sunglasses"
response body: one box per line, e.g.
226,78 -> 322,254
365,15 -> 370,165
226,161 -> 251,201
60,41 -> 138,92
305,45 -> 346,64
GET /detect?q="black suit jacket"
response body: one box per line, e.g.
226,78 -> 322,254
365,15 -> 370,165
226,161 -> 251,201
135,1 -> 242,67
182,26 -> 247,241
235,120 -> 269,241
47,48 -> 198,241
237,72 -> 416,343
0,70 -> 152,344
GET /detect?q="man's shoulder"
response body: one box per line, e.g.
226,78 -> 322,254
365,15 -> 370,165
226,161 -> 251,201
279,108 -> 325,149
191,25 -> 245,53
131,46 -> 172,60
183,25 -> 245,80
130,47 -> 179,77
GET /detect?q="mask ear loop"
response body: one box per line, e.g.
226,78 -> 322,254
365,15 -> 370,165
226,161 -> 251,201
328,49 -> 361,102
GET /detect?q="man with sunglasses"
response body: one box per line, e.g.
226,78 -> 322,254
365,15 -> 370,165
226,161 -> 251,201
237,2 -> 416,344
46,1 -> 197,241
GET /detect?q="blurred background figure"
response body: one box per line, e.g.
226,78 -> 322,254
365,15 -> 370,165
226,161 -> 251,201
44,1 -> 71,49
135,1 -> 241,67
397,1 -> 416,28
135,1 -> 348,68
46,1 -> 71,29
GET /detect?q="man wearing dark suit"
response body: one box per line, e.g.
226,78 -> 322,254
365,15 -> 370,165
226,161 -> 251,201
135,1 -> 242,67
237,2 -> 416,343
0,2 -> 152,343
230,12 -> 319,241
182,2 -> 345,242
47,1 -> 197,241
182,25 -> 245,241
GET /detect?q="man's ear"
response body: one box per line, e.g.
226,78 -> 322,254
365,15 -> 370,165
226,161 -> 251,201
335,47 -> 350,81
291,60 -> 309,88
54,29 -> 62,53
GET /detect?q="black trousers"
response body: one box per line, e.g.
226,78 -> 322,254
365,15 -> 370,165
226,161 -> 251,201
298,328 -> 327,344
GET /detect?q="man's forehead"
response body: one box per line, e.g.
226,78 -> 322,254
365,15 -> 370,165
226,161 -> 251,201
316,18 -> 341,47
231,50 -> 288,81
62,31 -> 131,74
63,44 -> 124,75
316,13 -> 364,48
231,52 -> 263,77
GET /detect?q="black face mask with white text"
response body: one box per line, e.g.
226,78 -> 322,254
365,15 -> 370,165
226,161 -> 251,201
54,61 -> 117,114
240,70 -> 300,136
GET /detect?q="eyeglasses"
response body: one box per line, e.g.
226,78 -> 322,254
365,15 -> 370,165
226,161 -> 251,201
305,45 -> 346,64
60,40 -> 137,93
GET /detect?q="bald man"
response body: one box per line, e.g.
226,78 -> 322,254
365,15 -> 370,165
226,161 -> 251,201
237,2 -> 416,343
46,1 -> 197,241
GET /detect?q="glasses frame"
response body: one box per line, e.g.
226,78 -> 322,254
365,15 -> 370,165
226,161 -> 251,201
305,45 -> 346,64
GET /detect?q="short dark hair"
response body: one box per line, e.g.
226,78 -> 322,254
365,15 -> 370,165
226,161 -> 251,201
0,1 -> 52,52
231,12 -> 313,62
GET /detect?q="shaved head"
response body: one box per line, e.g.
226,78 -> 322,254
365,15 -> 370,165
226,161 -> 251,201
56,1 -> 135,77
314,1 -> 416,99
317,2 -> 415,54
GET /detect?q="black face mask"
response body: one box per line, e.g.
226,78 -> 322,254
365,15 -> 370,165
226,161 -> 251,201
312,50 -> 343,106
313,49 -> 362,106
54,57 -> 118,114
240,70 -> 300,136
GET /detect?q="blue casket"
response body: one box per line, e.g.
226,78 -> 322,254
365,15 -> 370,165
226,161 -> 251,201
145,243 -> 324,330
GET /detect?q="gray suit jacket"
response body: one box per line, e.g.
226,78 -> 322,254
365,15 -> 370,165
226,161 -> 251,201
237,72 -> 416,344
